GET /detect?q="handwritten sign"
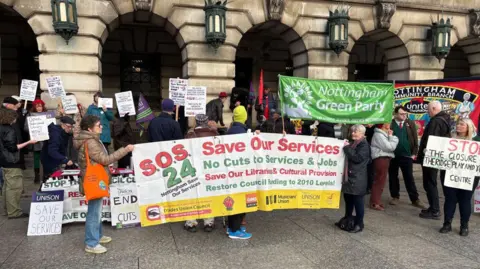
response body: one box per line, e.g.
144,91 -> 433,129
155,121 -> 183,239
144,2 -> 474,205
32,111 -> 56,127
98,97 -> 113,109
169,78 -> 188,106
27,190 -> 64,236
115,91 -> 136,117
474,185 -> 480,213
110,181 -> 140,229
445,168 -> 475,191
61,95 -> 79,114
19,79 -> 38,101
185,86 -> 207,117
46,76 -> 66,98
27,115 -> 50,141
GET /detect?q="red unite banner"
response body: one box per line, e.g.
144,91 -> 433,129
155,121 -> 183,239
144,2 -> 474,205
394,78 -> 480,137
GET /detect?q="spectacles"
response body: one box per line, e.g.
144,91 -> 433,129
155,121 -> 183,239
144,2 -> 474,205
398,113 -> 408,116
64,124 -> 73,129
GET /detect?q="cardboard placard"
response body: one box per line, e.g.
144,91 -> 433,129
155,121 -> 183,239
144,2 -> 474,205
115,91 -> 136,117
185,86 -> 207,117
27,190 -> 64,236
27,115 -> 50,141
61,95 -> 79,114
19,79 -> 38,101
169,78 -> 188,106
98,97 -> 113,109
46,76 -> 66,98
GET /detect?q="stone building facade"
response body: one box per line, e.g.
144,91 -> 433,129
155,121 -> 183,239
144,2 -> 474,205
0,0 -> 480,124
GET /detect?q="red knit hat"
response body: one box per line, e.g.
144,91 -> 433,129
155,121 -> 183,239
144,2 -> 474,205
32,99 -> 45,106
219,92 -> 228,98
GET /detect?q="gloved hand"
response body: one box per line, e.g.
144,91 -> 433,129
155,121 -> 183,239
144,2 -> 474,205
123,113 -> 130,121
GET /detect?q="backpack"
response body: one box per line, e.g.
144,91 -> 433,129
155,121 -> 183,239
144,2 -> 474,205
335,216 -> 355,231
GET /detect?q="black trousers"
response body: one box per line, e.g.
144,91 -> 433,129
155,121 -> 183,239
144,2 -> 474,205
389,156 -> 420,202
228,213 -> 246,232
442,177 -> 479,225
422,166 -> 445,213
117,153 -> 132,168
344,194 -> 365,228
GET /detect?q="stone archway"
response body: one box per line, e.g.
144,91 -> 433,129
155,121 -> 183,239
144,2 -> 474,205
349,29 -> 409,81
446,36 -> 480,78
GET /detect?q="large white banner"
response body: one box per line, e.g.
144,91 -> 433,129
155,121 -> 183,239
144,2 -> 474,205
133,133 -> 345,227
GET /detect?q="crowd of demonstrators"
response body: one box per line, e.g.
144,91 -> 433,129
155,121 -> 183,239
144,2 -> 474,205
86,92 -> 114,152
440,118 -> 478,236
389,106 -> 425,209
24,99 -> 47,183
0,105 -> 36,219
184,114 -> 218,233
417,101 -> 451,220
206,92 -> 227,128
41,116 -> 77,184
369,123 -> 398,210
148,99 -> 183,142
73,115 -> 134,254
112,113 -> 135,168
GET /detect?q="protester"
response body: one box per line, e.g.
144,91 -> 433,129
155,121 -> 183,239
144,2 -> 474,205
389,106 -> 425,209
341,124 -> 370,233
440,118 -> 478,236
24,99 -> 47,183
417,101 -> 451,220
56,92 -> 85,165
11,96 -> 28,160
73,115 -> 134,254
3,97 -> 26,171
317,122 -> 335,138
369,123 -> 398,210
206,92 -> 227,127
226,105 -> 252,239
184,114 -> 218,233
86,92 -> 114,151
259,110 -> 295,134
112,113 -> 135,168
0,108 -> 36,218
255,84 -> 277,120
41,117 -> 76,183
148,99 -> 183,142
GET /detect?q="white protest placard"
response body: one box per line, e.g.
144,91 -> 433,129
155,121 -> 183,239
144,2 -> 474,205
61,95 -> 79,114
185,86 -> 207,117
19,79 -> 38,101
27,190 -> 64,236
27,115 -> 50,141
444,169 -> 475,191
474,185 -> 480,213
115,91 -> 136,117
98,97 -> 113,109
110,182 -> 140,228
46,76 -> 66,98
169,78 -> 188,106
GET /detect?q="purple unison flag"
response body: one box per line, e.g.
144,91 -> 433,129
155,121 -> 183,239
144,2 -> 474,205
136,94 -> 155,124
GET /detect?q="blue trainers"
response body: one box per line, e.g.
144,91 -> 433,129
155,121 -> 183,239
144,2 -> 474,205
226,226 -> 246,235
228,230 -> 252,240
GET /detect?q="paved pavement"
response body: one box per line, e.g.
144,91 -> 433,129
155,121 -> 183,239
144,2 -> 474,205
1,160 -> 480,269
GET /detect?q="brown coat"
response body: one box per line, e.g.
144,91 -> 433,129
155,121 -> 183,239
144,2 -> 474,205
185,126 -> 218,138
73,130 -> 129,195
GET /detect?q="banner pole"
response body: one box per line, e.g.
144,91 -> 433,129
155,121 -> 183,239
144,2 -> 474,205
278,75 -> 285,134
175,105 -> 179,121
23,100 -> 28,110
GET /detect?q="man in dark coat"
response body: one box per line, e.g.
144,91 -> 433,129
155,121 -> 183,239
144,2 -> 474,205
259,110 -> 295,134
2,97 -> 26,170
148,99 -> 183,142
0,107 -> 35,218
317,122 -> 335,138
41,116 -> 76,181
254,84 -> 278,120
112,113 -> 135,168
418,101 -> 451,220
206,92 -> 227,127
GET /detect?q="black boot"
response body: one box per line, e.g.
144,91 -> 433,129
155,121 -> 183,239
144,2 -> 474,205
34,168 -> 40,184
460,223 -> 469,236
439,222 -> 452,233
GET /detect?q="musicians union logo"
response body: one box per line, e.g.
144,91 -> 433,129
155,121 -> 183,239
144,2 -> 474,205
223,196 -> 234,211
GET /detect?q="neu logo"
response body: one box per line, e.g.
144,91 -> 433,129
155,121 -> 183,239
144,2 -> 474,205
223,196 -> 234,211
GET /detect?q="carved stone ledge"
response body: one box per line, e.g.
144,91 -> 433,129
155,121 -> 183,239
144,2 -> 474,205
469,9 -> 480,37
376,0 -> 396,29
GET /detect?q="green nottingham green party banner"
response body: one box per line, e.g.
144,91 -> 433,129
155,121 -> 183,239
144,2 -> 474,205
278,76 -> 394,124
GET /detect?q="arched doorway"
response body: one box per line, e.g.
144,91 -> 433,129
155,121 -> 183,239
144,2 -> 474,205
0,4 -> 40,101
349,30 -> 409,81
235,21 -> 308,125
444,44 -> 470,78
101,12 -> 185,137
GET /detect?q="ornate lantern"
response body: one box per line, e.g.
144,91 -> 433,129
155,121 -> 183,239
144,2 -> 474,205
431,17 -> 453,60
328,6 -> 350,55
51,0 -> 79,44
204,0 -> 227,50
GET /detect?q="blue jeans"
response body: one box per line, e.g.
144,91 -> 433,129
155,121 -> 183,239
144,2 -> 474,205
84,198 -> 103,247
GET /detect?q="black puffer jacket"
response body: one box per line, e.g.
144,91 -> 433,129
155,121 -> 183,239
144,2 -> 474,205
206,98 -> 225,126
0,108 -> 20,168
342,139 -> 371,196
418,111 -> 451,162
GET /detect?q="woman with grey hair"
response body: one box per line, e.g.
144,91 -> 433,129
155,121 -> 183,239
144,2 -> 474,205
337,124 -> 371,233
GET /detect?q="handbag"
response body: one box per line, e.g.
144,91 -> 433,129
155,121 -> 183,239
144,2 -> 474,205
335,216 -> 355,231
83,141 -> 110,201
